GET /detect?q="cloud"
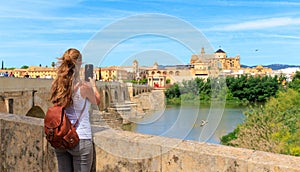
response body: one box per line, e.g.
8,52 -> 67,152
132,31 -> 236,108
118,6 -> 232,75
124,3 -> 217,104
257,33 -> 300,40
210,17 -> 300,31
214,0 -> 300,7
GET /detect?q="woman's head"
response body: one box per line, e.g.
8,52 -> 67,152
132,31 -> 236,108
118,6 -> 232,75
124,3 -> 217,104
61,48 -> 82,66
50,48 -> 82,107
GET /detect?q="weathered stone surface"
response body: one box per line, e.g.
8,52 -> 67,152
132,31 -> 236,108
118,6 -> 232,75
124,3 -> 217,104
160,139 -> 250,172
0,114 -> 44,171
249,150 -> 300,172
1,113 -> 300,172
0,113 -> 57,172
93,129 -> 161,172
43,138 -> 57,172
0,115 -> 2,171
131,90 -> 165,114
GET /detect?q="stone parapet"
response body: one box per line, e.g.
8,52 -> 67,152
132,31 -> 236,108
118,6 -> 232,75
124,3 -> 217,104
0,113 -> 56,172
1,113 -> 300,171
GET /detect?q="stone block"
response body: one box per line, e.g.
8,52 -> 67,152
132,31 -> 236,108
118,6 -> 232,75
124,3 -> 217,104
0,113 -> 57,172
248,150 -> 300,172
161,139 -> 251,172
93,128 -> 161,172
0,115 -> 2,171
0,114 -> 44,171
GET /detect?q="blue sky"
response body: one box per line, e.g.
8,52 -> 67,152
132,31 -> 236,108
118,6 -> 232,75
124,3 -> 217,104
1,0 -> 300,68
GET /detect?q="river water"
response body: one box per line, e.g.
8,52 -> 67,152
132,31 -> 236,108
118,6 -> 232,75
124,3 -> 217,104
129,104 -> 245,144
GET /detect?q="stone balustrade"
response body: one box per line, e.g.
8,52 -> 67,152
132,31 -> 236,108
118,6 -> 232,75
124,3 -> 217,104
1,113 -> 300,172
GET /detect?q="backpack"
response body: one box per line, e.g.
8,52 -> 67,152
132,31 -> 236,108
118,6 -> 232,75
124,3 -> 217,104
44,100 -> 86,149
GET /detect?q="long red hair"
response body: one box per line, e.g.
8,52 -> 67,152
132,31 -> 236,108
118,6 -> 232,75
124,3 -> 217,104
50,48 -> 82,107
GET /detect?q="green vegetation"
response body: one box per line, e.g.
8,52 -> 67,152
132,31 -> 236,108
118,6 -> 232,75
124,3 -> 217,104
20,65 -> 29,69
221,89 -> 300,156
3,67 -> 16,70
226,75 -> 279,102
288,71 -> 300,92
220,72 -> 300,156
124,78 -> 148,84
166,78 -> 171,84
165,75 -> 281,105
165,78 -> 211,105
165,73 -> 300,156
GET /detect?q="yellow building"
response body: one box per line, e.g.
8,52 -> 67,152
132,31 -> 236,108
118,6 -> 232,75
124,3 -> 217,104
242,65 -> 273,76
26,66 -> 57,78
96,66 -> 128,81
0,66 -> 56,79
146,62 -> 195,88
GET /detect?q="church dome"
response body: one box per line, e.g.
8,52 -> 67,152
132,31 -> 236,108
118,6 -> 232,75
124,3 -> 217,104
190,55 -> 199,63
215,49 -> 226,53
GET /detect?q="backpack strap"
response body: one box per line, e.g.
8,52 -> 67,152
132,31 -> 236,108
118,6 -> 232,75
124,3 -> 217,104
73,99 -> 87,128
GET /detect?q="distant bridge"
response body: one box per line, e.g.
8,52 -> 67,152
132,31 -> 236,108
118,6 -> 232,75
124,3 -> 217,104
0,77 -> 152,117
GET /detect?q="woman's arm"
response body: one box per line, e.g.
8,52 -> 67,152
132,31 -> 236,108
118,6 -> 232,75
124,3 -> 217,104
80,78 -> 101,105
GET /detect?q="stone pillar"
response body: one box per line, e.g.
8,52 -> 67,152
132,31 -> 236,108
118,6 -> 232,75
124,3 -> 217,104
126,83 -> 134,99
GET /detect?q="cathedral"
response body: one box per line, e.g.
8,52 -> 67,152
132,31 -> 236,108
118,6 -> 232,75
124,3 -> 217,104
190,47 -> 241,77
145,48 -> 242,87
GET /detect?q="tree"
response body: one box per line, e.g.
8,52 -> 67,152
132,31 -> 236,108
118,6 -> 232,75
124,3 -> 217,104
165,83 -> 180,99
226,75 -> 279,103
293,71 -> 300,81
51,62 -> 55,68
20,65 -> 29,69
288,71 -> 300,92
221,89 -> 300,156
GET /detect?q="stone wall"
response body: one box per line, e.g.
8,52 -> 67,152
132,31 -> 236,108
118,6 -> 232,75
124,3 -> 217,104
1,113 -> 300,171
0,113 -> 56,172
0,78 -> 53,115
131,90 -> 165,113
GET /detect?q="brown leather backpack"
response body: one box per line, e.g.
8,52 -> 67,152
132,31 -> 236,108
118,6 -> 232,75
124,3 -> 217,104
44,101 -> 86,149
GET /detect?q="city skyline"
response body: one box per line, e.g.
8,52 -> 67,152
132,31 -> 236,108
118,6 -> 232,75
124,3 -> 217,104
1,0 -> 300,68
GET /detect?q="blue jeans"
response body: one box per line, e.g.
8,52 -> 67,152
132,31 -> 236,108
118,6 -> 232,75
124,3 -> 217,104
55,139 -> 93,172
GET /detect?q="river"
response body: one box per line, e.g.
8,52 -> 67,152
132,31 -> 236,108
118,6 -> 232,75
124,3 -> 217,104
129,104 -> 245,144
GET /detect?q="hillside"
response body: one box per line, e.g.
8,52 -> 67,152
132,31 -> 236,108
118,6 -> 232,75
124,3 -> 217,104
241,64 -> 300,70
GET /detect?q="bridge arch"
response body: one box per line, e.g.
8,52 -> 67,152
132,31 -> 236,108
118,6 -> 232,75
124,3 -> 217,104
114,90 -> 118,102
104,90 -> 110,111
123,91 -> 126,101
25,106 -> 45,119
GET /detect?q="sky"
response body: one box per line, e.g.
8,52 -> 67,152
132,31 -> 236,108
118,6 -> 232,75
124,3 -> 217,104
1,0 -> 300,68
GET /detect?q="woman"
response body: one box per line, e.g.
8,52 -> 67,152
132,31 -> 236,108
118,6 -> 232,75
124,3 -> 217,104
50,48 -> 100,172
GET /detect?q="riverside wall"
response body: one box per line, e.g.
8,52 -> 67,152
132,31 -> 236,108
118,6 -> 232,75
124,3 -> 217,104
1,113 -> 300,172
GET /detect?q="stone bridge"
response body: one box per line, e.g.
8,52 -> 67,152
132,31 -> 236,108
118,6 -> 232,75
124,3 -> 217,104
1,78 -> 300,171
0,77 -> 152,117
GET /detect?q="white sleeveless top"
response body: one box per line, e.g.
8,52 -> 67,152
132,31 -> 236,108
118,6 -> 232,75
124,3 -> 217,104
65,87 -> 92,140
